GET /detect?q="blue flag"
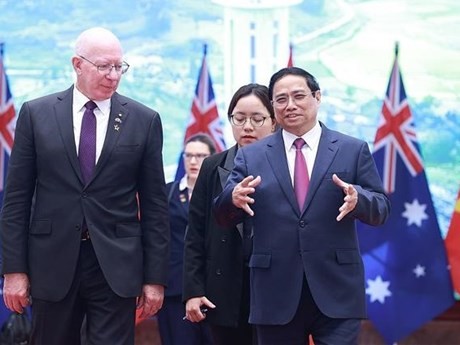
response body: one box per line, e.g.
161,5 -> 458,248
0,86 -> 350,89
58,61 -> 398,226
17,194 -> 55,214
357,44 -> 455,344
0,43 -> 17,326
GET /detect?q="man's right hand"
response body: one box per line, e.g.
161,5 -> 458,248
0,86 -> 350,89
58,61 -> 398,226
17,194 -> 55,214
185,296 -> 216,323
3,273 -> 31,313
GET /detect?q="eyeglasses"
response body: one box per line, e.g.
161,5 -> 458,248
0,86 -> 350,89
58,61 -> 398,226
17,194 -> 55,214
182,152 -> 210,162
79,55 -> 130,75
272,91 -> 317,109
230,114 -> 268,127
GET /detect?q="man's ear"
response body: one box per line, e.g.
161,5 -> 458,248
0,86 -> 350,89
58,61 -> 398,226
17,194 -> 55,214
315,91 -> 321,103
72,56 -> 82,74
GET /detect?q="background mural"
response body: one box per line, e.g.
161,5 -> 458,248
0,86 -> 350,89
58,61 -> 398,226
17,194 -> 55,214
1,0 -> 459,239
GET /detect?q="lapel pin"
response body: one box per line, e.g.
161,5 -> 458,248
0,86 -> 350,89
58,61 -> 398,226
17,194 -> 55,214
114,124 -> 120,131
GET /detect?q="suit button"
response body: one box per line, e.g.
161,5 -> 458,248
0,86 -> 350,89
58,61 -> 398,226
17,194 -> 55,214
221,237 -> 227,243
75,224 -> 81,231
216,269 -> 222,275
82,193 -> 87,198
299,220 -> 305,228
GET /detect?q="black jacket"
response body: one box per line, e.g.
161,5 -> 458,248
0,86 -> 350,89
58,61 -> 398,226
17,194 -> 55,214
183,145 -> 247,327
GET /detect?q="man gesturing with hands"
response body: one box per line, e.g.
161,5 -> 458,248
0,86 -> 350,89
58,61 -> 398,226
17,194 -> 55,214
214,67 -> 390,345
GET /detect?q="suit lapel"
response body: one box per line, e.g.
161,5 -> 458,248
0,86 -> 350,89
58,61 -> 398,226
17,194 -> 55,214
266,131 -> 299,214
91,93 -> 126,183
217,145 -> 237,189
216,145 -> 246,237
54,87 -> 84,183
303,124 -> 338,213
179,188 -> 190,215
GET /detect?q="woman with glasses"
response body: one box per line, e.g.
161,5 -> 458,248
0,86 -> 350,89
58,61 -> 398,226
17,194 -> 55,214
157,133 -> 216,345
183,84 -> 276,345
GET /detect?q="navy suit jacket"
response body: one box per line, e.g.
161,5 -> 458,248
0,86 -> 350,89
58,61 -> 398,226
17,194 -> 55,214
0,86 -> 170,301
164,181 -> 189,297
214,123 -> 390,325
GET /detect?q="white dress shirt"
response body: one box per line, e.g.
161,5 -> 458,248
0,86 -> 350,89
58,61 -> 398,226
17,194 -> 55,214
73,87 -> 110,164
281,121 -> 322,186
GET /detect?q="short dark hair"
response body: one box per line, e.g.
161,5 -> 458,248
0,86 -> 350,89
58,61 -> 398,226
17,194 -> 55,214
185,133 -> 217,155
268,67 -> 320,100
227,83 -> 274,121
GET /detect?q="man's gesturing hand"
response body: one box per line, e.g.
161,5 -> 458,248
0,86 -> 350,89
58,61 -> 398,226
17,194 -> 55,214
333,173 -> 358,221
231,175 -> 261,216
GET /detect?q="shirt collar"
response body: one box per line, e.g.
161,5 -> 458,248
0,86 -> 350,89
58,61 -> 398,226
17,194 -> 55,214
73,86 -> 111,116
179,175 -> 188,192
282,120 -> 322,150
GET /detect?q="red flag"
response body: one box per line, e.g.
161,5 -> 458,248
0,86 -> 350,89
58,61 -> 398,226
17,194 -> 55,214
174,44 -> 225,181
0,42 -> 18,325
446,188 -> 460,294
287,43 -> 294,67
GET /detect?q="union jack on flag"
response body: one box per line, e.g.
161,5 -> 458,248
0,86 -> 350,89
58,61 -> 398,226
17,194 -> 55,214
373,47 -> 424,194
0,43 -> 16,210
357,44 -> 454,344
174,44 -> 225,181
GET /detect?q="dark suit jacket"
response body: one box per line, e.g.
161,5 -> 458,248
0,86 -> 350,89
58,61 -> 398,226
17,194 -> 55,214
183,145 -> 247,328
214,123 -> 390,325
0,86 -> 170,301
164,181 -> 189,297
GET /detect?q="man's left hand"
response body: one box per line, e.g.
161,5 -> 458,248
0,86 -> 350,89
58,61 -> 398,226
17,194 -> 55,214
136,284 -> 164,318
332,174 -> 358,221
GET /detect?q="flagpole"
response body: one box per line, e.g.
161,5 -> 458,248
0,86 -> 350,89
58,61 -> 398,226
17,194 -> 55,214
287,43 -> 293,67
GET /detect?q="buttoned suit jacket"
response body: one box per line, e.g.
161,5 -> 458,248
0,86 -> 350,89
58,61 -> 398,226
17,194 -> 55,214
183,145 -> 247,328
0,86 -> 170,301
214,123 -> 390,325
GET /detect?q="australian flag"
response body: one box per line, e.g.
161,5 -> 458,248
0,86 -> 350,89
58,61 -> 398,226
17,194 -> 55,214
174,44 -> 226,181
357,44 -> 455,344
0,43 -> 17,326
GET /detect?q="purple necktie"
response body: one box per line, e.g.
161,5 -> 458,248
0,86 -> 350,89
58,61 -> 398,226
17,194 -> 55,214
293,138 -> 309,209
79,101 -> 97,184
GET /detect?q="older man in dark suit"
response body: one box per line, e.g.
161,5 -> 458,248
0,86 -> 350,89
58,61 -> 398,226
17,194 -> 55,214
0,27 -> 169,345
214,67 -> 390,345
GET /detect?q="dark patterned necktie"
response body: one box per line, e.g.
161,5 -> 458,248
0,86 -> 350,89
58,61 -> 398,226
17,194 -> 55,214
79,101 -> 97,184
293,138 -> 309,209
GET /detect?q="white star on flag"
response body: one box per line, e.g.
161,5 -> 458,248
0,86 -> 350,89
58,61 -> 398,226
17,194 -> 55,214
413,264 -> 426,278
402,198 -> 428,227
366,275 -> 392,304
